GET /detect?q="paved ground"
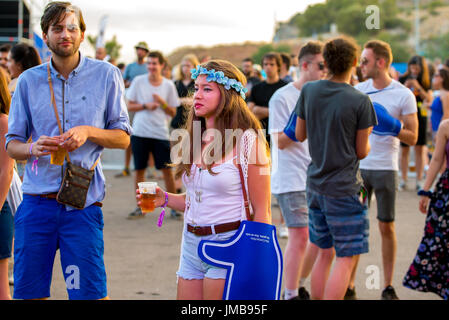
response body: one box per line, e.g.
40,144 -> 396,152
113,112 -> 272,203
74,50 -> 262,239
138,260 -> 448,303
9,169 -> 441,300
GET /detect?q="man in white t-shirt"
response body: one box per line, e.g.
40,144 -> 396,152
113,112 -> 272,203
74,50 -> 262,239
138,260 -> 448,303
353,40 -> 418,300
126,51 -> 180,218
268,41 -> 325,300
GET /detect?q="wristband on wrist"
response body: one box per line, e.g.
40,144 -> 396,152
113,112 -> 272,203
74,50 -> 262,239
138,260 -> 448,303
142,103 -> 147,110
161,103 -> 168,110
157,192 -> 169,228
29,143 -> 39,175
417,190 -> 432,197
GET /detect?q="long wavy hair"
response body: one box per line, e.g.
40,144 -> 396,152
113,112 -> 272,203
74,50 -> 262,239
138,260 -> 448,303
173,59 -> 267,178
0,68 -> 11,115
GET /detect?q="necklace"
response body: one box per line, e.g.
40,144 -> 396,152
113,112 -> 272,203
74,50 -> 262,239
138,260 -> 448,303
194,167 -> 203,203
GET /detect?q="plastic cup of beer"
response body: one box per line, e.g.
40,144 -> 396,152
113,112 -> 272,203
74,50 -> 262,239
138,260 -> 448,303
138,182 -> 157,213
50,146 -> 67,165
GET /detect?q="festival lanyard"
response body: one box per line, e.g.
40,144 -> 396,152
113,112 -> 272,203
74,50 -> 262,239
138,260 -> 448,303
365,87 -> 395,95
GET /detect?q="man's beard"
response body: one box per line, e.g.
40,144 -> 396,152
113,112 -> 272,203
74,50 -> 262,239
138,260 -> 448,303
47,39 -> 80,58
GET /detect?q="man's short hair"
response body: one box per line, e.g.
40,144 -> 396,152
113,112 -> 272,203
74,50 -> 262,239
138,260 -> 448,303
0,44 -> 12,53
364,40 -> 393,69
242,57 -> 253,64
280,53 -> 291,70
148,51 -> 165,65
323,36 -> 359,76
298,41 -> 323,63
40,1 -> 86,34
262,52 -> 282,73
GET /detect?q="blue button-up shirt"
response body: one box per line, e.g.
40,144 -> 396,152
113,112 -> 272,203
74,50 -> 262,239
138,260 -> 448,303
6,52 -> 132,209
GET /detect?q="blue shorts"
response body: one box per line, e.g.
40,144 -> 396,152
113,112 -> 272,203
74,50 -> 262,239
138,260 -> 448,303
177,225 -> 236,280
0,201 -> 14,260
13,194 -> 107,300
274,191 -> 308,228
307,190 -> 369,258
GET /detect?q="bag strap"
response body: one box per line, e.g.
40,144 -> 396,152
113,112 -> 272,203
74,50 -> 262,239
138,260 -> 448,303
237,163 -> 253,221
47,63 -> 100,171
47,63 -> 71,163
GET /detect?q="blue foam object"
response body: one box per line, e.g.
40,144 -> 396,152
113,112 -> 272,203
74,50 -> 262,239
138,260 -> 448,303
372,102 -> 402,136
283,110 -> 299,142
198,220 -> 283,300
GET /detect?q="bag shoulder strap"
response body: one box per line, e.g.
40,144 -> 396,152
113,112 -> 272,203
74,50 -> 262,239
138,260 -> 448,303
237,130 -> 258,222
47,63 -> 71,163
237,163 -> 252,221
47,63 -> 100,170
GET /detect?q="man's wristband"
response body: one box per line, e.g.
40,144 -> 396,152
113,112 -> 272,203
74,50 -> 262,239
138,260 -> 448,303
142,103 -> 147,110
29,142 -> 34,157
161,103 -> 168,110
417,190 -> 432,197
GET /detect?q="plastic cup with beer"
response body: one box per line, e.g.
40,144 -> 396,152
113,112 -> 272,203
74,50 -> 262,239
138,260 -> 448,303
50,146 -> 67,166
138,182 -> 157,214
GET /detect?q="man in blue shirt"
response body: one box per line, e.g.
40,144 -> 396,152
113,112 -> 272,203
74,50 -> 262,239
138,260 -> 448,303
123,41 -> 149,88
5,1 -> 131,300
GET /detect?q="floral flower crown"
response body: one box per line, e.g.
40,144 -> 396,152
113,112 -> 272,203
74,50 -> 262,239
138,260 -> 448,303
191,65 -> 248,100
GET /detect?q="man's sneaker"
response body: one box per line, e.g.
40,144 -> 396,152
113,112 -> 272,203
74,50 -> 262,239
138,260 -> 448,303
279,225 -> 288,239
398,180 -> 407,191
127,207 -> 145,220
381,285 -> 399,300
115,168 -> 130,178
297,287 -> 310,300
416,179 -> 424,191
344,287 -> 357,300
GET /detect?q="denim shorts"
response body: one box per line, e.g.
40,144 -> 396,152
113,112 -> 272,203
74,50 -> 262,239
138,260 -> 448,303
13,194 -> 107,300
0,201 -> 14,260
307,190 -> 369,258
177,224 -> 237,280
274,191 -> 308,228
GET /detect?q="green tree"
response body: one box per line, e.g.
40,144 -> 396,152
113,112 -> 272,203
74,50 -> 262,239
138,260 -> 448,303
422,32 -> 449,60
86,34 -> 122,61
296,3 -> 332,36
336,3 -> 370,36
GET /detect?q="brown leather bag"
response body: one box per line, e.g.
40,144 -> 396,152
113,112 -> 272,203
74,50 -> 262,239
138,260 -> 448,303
47,63 -> 99,209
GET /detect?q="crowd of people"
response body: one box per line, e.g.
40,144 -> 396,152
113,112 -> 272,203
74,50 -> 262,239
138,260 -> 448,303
0,1 -> 448,301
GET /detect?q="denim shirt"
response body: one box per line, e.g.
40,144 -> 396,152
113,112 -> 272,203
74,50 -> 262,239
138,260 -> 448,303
6,52 -> 132,210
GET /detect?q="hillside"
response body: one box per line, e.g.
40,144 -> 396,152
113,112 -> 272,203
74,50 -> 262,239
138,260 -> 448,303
167,42 -> 269,68
167,0 -> 449,66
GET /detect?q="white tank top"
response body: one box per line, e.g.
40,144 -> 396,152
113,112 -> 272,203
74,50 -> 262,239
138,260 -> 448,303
182,156 -> 247,226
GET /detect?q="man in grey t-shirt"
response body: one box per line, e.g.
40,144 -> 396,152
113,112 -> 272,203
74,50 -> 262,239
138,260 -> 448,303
294,37 -> 377,300
295,79 -> 376,197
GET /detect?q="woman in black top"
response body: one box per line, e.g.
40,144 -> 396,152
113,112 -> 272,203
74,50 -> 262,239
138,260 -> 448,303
171,54 -> 199,129
399,55 -> 433,191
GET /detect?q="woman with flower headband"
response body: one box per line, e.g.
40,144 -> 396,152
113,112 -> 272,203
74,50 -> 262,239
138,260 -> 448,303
137,59 -> 271,299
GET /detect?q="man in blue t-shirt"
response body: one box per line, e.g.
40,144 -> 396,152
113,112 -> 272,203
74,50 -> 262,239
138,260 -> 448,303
123,41 -> 149,88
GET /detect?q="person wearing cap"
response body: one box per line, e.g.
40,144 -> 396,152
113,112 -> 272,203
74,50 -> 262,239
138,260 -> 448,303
123,41 -> 149,88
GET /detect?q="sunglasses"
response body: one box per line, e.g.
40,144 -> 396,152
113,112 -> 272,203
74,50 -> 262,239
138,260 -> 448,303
308,61 -> 325,70
360,57 -> 380,66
